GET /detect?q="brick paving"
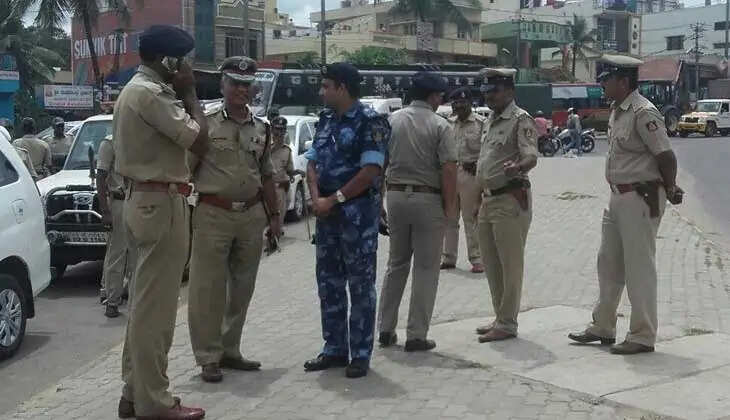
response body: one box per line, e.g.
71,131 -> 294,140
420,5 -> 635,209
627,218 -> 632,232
3,152 -> 727,420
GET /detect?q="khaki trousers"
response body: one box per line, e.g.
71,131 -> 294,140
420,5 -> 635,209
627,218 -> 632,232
101,198 -> 127,306
275,186 -> 288,226
188,201 -> 267,366
378,190 -> 445,340
477,191 -> 532,335
443,166 -> 482,266
586,188 -> 666,347
120,190 -> 189,416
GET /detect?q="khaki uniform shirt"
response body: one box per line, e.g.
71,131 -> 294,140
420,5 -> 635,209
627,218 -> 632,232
97,139 -> 125,193
13,135 -> 51,176
606,89 -> 672,185
14,146 -> 37,179
113,65 -> 200,183
271,142 -> 294,183
477,100 -> 538,190
386,100 -> 457,189
450,112 -> 485,164
189,107 -> 273,201
48,135 -> 73,155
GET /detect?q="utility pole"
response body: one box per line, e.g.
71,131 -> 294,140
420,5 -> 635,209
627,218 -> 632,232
262,17 -> 266,60
320,0 -> 327,65
243,0 -> 249,56
513,13 -> 522,68
689,22 -> 706,99
725,0 -> 729,75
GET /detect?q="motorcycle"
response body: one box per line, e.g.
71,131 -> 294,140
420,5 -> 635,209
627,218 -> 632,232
538,134 -> 560,157
554,127 -> 596,154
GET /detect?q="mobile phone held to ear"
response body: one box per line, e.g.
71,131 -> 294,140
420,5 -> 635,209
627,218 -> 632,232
162,56 -> 182,73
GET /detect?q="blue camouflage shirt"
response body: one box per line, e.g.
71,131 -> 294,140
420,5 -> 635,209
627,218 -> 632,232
305,101 -> 390,194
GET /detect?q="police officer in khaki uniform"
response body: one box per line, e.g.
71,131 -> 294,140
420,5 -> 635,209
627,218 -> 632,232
569,55 -> 681,355
270,116 -> 295,227
187,56 -> 282,383
13,117 -> 51,179
97,134 -> 135,319
378,72 -> 457,352
441,88 -> 485,273
13,146 -> 38,180
114,25 -> 209,420
474,68 -> 538,343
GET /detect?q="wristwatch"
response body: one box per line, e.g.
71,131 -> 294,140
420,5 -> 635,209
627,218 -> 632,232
335,190 -> 347,203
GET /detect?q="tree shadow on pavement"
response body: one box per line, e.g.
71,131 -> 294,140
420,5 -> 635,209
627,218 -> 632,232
315,369 -> 406,399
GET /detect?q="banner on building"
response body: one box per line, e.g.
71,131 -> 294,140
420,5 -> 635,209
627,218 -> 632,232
39,85 -> 94,109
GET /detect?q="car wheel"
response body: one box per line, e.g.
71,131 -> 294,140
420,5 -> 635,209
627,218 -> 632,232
679,131 -> 689,138
0,274 -> 27,361
286,185 -> 305,222
705,122 -> 717,137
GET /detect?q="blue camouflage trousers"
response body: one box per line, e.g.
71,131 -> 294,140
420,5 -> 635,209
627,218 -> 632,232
315,195 -> 380,360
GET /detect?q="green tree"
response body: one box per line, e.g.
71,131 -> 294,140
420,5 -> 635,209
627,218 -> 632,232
553,15 -> 597,77
390,0 -> 481,28
296,51 -> 320,68
13,0 -> 133,89
339,46 -> 407,66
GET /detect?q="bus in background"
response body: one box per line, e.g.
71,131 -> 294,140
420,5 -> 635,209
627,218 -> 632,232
551,83 -> 610,131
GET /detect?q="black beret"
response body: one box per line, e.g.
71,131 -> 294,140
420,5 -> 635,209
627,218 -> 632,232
449,87 -> 472,101
412,71 -> 448,92
321,62 -> 361,90
139,25 -> 194,57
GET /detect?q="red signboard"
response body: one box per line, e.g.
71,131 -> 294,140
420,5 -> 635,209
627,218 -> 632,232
71,0 -> 184,86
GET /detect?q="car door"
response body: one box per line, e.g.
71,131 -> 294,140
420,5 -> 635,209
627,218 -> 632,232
720,102 -> 730,129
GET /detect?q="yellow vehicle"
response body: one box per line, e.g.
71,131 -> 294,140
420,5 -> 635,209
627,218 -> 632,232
677,99 -> 730,137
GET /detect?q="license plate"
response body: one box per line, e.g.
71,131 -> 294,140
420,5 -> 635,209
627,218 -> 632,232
62,231 -> 108,243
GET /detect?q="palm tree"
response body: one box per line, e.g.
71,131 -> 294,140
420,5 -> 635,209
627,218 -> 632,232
12,0 -> 133,90
553,15 -> 597,77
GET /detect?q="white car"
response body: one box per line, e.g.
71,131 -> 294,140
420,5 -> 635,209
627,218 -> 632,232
361,97 -> 403,116
282,115 -> 317,220
0,126 -> 52,360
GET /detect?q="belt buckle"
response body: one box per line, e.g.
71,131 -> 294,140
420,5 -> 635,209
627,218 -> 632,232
231,201 -> 247,212
167,183 -> 177,194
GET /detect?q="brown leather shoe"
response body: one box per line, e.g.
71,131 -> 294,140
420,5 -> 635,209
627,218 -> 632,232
478,329 -> 516,343
568,331 -> 616,345
470,263 -> 485,273
610,341 -> 655,355
201,363 -> 223,383
118,396 -> 135,419
136,400 -> 205,420
119,397 -> 181,419
220,356 -> 261,371
475,322 -> 495,335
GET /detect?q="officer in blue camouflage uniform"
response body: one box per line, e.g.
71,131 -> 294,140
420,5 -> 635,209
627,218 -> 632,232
303,63 -> 390,379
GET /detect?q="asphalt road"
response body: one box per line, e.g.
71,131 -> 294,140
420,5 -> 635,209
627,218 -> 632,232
0,262 -> 189,415
0,135 -> 727,416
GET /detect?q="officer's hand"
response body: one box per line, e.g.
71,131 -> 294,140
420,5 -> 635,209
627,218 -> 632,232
172,61 -> 196,95
101,210 -> 113,229
473,197 -> 483,220
313,197 -> 335,217
503,160 -> 521,177
269,217 -> 282,239
667,185 -> 684,205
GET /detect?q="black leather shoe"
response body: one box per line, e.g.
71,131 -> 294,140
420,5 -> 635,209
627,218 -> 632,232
105,304 -> 120,318
201,363 -> 223,383
568,331 -> 616,345
378,332 -> 397,347
220,357 -> 261,371
118,396 -> 135,418
404,339 -> 436,352
440,263 -> 456,270
345,358 -> 369,378
303,354 -> 349,371
610,341 -> 655,355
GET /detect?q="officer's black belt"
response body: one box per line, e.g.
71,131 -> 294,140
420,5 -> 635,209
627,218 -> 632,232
199,192 -> 261,212
486,179 -> 531,196
387,184 -> 441,194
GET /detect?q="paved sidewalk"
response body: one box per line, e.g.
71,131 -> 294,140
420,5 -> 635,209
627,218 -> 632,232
3,154 -> 728,420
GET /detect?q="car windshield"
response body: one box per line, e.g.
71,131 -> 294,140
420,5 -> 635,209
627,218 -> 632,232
696,102 -> 722,113
64,120 -> 113,170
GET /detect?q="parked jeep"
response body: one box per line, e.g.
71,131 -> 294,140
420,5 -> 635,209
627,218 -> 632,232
677,99 -> 730,137
36,115 -> 112,279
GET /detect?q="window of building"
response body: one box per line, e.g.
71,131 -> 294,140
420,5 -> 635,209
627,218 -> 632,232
274,29 -> 282,39
666,35 -> 684,51
715,21 -> 729,30
225,35 -> 258,59
714,42 -> 730,49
